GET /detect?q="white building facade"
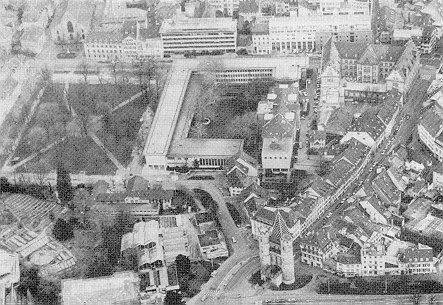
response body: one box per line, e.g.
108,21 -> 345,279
160,17 -> 237,55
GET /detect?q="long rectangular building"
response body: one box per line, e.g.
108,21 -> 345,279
142,56 -> 309,175
251,13 -> 373,54
159,17 -> 237,55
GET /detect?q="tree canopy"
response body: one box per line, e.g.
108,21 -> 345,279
56,163 -> 73,204
52,218 -> 74,241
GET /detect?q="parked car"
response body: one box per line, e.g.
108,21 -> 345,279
232,237 -> 237,243
56,52 -> 77,59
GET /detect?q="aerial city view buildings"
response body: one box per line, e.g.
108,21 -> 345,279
1,0 -> 443,304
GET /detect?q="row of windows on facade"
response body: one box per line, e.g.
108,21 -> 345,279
161,32 -> 235,37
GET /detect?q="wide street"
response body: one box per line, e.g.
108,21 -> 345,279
165,179 -> 259,305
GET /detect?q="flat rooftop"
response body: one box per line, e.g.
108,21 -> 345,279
160,17 -> 237,33
143,68 -> 190,156
143,56 -> 309,165
169,139 -> 243,157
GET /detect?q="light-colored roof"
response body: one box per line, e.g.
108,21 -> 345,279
160,17 -> 237,33
168,139 -> 243,157
61,272 -> 140,305
393,28 -> 423,40
143,68 -> 190,156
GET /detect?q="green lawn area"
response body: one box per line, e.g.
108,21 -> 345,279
40,83 -> 65,104
96,93 -> 151,167
17,137 -> 118,175
67,83 -> 141,115
12,84 -> 68,160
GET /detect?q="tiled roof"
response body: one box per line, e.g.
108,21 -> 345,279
255,207 -> 276,226
358,45 -> 380,65
372,169 -> 401,205
85,28 -> 124,42
403,244 -> 433,263
377,90 -> 401,126
353,111 -> 385,141
321,36 -> 333,71
308,175 -> 336,198
325,108 -> 353,135
262,113 -> 295,139
198,229 -> 220,247
301,229 -> 331,250
195,212 -> 216,225
240,182 -> 270,201
122,19 -> 138,39
336,253 -> 361,264
269,209 -> 292,243
251,21 -> 269,34
420,106 -> 443,138
295,197 -> 317,218
227,170 -> 243,188
334,42 -> 369,60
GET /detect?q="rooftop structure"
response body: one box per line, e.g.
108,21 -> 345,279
61,271 -> 140,305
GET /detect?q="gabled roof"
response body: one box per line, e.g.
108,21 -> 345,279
262,113 -> 295,139
53,1 -> 95,29
122,19 -> 138,39
239,182 -> 270,202
326,108 -> 353,135
334,42 -> 368,60
255,207 -> 276,226
358,45 -> 380,65
353,110 -> 385,141
269,209 -> 292,243
420,106 -> 443,138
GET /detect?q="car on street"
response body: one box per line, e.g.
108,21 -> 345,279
57,52 -> 77,59
187,176 -> 215,180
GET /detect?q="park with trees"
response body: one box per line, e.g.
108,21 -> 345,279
9,59 -> 164,176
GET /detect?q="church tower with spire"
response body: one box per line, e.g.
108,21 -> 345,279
252,207 -> 301,284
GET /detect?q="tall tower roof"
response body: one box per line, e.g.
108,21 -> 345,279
269,209 -> 291,243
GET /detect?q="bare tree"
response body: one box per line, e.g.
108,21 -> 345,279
36,103 -> 67,140
27,126 -> 47,152
66,118 -> 83,138
78,61 -> 90,83
410,291 -> 422,305
40,66 -> 53,85
225,112 -> 258,144
29,160 -> 52,186
110,60 -> 119,85
96,67 -> 105,84
189,122 -> 208,138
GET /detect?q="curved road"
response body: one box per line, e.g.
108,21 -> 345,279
171,179 -> 259,305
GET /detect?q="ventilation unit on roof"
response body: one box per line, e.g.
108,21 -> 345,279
267,93 -> 277,100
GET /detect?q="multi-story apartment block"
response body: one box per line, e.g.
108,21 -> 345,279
207,0 -> 239,16
421,26 -> 439,54
259,83 -> 300,182
319,0 -> 372,15
418,96 -> 443,161
250,11 -> 372,54
402,244 -> 436,274
300,231 -> 335,268
320,39 -> 419,105
159,17 -> 237,55
84,20 -> 163,61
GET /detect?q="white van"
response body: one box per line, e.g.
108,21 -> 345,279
232,237 -> 237,243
